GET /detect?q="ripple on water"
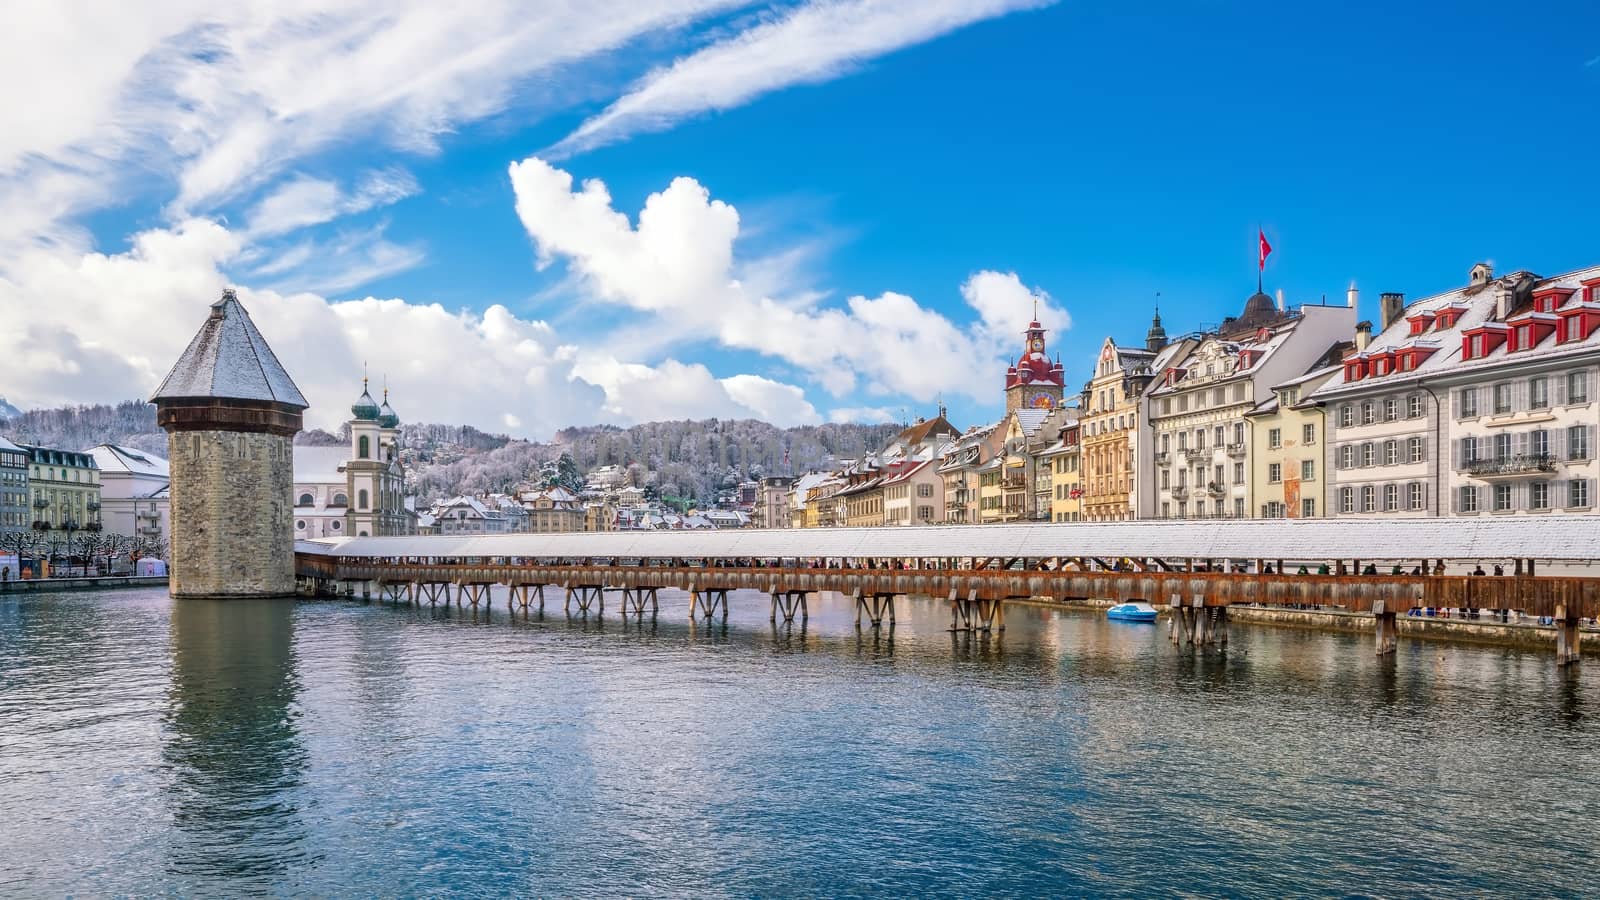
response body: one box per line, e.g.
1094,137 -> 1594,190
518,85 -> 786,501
0,587 -> 1598,897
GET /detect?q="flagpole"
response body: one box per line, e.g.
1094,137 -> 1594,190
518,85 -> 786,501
1257,223 -> 1263,294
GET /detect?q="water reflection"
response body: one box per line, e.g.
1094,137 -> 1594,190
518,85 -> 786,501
162,599 -> 312,883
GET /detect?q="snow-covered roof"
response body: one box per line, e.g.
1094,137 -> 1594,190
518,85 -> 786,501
1312,263 -> 1600,400
301,515 -> 1600,561
151,290 -> 309,408
86,444 -> 169,477
293,446 -> 348,485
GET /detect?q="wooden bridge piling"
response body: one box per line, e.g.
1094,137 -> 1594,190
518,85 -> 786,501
1556,603 -> 1581,666
1374,598 -> 1398,655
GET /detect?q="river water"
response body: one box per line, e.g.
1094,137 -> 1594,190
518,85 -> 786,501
1,587 -> 1596,897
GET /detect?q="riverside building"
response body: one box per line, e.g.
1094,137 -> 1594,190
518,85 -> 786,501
0,437 -> 28,535
1311,262 -> 1600,517
1145,291 -> 1354,519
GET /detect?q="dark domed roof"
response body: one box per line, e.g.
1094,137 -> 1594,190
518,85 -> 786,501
351,381 -> 380,421
1239,290 -> 1278,327
377,391 -> 399,429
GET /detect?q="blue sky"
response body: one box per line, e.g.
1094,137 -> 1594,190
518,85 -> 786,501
3,0 -> 1598,436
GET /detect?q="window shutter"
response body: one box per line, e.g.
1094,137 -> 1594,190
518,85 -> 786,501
1555,374 -> 1568,406
1590,426 -> 1598,461
1452,438 -> 1461,468
1515,380 -> 1528,411
1451,390 -> 1461,418
1514,432 -> 1528,456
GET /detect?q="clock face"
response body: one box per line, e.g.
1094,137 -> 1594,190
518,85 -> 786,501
1029,392 -> 1055,409
1030,338 -> 1044,353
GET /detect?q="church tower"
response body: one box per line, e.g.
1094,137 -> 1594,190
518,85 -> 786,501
1004,316 -> 1066,413
345,378 -> 406,537
152,289 -> 308,598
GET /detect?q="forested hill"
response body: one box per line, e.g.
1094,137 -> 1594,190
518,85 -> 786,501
407,419 -> 903,504
0,401 -> 903,505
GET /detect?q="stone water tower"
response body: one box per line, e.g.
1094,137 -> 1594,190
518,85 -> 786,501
151,289 -> 308,598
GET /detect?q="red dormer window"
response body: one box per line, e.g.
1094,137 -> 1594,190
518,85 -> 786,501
1435,308 -> 1461,329
1505,315 -> 1557,351
1343,358 -> 1367,381
1237,350 -> 1256,369
1584,278 -> 1600,305
1407,313 -> 1435,336
1460,326 -> 1507,360
1369,352 -> 1394,376
1558,307 -> 1600,344
1532,287 -> 1575,314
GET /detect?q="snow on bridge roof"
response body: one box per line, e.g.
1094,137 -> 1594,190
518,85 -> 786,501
299,516 -> 1600,562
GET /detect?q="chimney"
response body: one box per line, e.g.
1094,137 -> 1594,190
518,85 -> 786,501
1354,320 -> 1372,351
1379,292 -> 1405,332
1347,281 -> 1358,309
1275,288 -> 1285,311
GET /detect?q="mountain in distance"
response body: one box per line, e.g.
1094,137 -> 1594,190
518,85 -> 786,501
0,397 -> 20,421
0,400 -> 904,505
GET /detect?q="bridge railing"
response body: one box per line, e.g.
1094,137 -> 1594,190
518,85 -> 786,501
295,554 -> 1600,618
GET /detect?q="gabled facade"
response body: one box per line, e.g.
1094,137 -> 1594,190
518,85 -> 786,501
1079,336 -> 1158,521
0,437 -> 27,536
1145,302 -> 1355,519
86,444 -> 170,542
1246,364 -> 1341,518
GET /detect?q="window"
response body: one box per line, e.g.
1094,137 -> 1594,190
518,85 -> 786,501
1161,502 -> 1170,518
1530,377 -> 1549,410
295,519 -> 306,530
1531,429 -> 1550,458
1570,479 -> 1591,509
1339,445 -> 1354,469
331,520 -> 343,531
1302,423 -> 1316,445
1361,443 -> 1375,466
1569,371 -> 1589,404
1340,487 -> 1355,514
1215,426 -> 1226,447
917,483 -> 933,497
298,492 -> 314,506
1361,485 -> 1376,512
1235,498 -> 1245,517
1408,483 -> 1424,510
1384,440 -> 1398,465
1407,395 -> 1424,418
1383,484 -> 1399,511
1196,430 -> 1206,451
1459,389 -> 1479,418
1268,428 -> 1281,449
358,489 -> 369,510
1339,405 -> 1354,428
1384,399 -> 1399,421
1494,433 -> 1512,462
331,492 -> 348,507
1161,470 -> 1170,489
1361,402 -> 1375,425
1177,432 -> 1187,450
1531,481 -> 1550,510
1268,463 -> 1282,483
1214,464 -> 1224,485
1234,462 -> 1245,483
1301,460 -> 1315,480
1493,383 -> 1512,414
1234,423 -> 1245,445
1458,485 -> 1478,514
1407,437 -> 1425,463
1569,425 -> 1591,460
1161,434 -> 1170,452
1299,498 -> 1315,518
1493,483 -> 1512,511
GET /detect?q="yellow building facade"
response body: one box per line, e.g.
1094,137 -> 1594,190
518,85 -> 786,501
24,445 -> 101,532
1080,338 -> 1155,522
1247,368 -> 1338,518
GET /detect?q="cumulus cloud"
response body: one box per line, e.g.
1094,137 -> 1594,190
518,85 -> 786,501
553,0 -> 1053,156
508,157 -> 1072,403
0,216 -> 824,438
828,406 -> 897,424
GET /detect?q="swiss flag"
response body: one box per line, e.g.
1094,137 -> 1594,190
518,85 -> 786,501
1258,228 -> 1272,271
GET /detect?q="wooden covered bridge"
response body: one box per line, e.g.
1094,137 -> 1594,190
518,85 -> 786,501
295,516 -> 1600,664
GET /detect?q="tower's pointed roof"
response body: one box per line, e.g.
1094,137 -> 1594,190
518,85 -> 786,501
151,289 -> 308,409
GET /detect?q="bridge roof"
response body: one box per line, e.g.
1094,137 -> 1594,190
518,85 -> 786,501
298,515 -> 1600,562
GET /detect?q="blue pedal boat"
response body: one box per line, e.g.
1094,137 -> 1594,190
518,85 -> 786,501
1106,601 -> 1159,623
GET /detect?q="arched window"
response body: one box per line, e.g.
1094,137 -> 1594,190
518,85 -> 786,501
298,493 -> 314,506
358,489 -> 369,509
358,436 -> 370,459
332,493 -> 348,508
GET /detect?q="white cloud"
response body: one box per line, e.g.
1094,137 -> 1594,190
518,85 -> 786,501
572,359 -> 821,427
553,0 -> 1053,156
509,157 -> 1072,404
961,269 -> 1068,356
246,168 -> 419,238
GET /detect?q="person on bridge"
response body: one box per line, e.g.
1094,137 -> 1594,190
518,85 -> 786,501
1362,563 -> 1378,575
1316,563 -> 1330,575
1297,564 -> 1309,575
1472,565 -> 1487,576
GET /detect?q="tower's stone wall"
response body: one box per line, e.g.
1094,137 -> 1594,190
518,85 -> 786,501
167,428 -> 296,598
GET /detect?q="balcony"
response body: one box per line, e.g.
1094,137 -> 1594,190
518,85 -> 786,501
1001,475 -> 1028,490
1465,454 -> 1557,479
1226,443 -> 1247,458
1206,482 -> 1227,497
1170,486 -> 1189,500
1154,451 -> 1170,466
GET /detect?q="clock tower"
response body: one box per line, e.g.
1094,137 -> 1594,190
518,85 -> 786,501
1004,317 -> 1066,412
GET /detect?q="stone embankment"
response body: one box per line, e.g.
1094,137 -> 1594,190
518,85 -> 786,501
1045,596 -> 1599,655
0,575 -> 169,594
